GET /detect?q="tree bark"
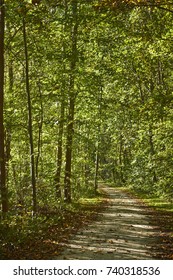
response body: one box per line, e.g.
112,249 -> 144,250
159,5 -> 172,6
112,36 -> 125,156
0,0 -> 8,213
23,18 -> 37,213
54,0 -> 67,199
149,125 -> 157,184
64,0 -> 78,203
35,80 -> 43,179
94,142 -> 99,192
55,100 -> 64,198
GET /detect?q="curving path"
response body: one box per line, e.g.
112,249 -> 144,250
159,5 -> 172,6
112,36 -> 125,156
53,185 -> 170,260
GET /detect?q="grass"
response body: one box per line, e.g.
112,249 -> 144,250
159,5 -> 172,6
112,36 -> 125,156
78,189 -> 107,206
105,180 -> 173,212
141,197 -> 173,212
121,187 -> 173,213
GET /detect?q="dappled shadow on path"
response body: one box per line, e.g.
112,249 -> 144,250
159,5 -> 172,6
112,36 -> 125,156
52,186 -> 170,260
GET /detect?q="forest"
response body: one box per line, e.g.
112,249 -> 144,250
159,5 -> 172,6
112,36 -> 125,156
0,0 -> 173,259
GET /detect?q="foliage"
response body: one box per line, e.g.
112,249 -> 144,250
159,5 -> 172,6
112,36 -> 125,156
0,0 -> 173,258
0,192 -> 106,259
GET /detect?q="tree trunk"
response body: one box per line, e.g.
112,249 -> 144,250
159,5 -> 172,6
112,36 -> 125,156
35,80 -> 43,179
5,51 -> 13,190
55,100 -> 65,198
64,0 -> 78,203
23,18 -> 37,213
149,125 -> 157,184
94,142 -> 99,192
55,0 -> 67,199
94,85 -> 102,192
0,0 -> 8,213
119,133 -> 124,184
64,97 -> 75,202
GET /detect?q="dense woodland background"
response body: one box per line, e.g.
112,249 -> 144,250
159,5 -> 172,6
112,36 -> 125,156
0,0 -> 173,247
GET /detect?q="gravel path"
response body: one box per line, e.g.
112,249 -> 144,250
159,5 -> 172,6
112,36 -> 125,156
53,186 -> 168,260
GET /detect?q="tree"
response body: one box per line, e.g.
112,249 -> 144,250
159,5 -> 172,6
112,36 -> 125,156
54,0 -> 67,199
23,16 -> 37,213
0,0 -> 8,213
64,0 -> 78,202
1,0 -> 173,216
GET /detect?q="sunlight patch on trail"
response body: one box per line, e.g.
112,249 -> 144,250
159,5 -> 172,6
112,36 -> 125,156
53,186 -> 163,260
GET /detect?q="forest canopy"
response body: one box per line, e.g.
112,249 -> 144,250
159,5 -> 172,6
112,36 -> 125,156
0,0 -> 173,215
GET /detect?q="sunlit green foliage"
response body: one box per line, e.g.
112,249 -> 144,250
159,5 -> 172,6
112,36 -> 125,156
0,0 -> 173,215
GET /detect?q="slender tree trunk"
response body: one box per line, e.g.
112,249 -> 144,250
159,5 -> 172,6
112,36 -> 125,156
55,100 -> 64,198
0,0 -> 8,213
149,125 -> 157,183
55,0 -> 67,199
64,96 -> 75,202
94,85 -> 102,192
5,128 -> 11,187
94,141 -> 99,192
119,133 -> 124,183
64,0 -> 78,203
84,146 -> 89,186
35,80 -> 43,179
5,52 -> 13,189
23,18 -> 37,213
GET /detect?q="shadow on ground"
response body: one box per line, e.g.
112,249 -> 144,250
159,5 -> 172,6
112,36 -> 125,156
52,186 -> 172,260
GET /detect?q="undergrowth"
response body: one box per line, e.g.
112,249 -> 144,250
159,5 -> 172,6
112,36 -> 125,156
0,188 -> 106,259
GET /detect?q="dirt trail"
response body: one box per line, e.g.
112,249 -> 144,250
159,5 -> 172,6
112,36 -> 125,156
53,186 -> 171,260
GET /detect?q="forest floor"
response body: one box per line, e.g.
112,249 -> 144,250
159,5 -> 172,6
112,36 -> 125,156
52,185 -> 173,260
1,184 -> 173,259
